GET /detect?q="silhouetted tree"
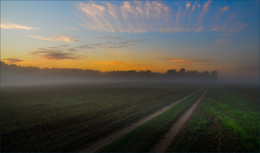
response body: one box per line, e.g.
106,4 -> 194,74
1,61 -> 218,82
167,69 -> 177,76
211,70 -> 218,79
179,68 -> 186,76
201,71 -> 210,78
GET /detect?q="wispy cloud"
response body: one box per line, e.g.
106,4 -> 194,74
191,1 -> 198,13
168,58 -> 213,63
42,45 -> 77,51
216,6 -> 229,18
213,13 -> 247,36
197,0 -> 212,32
30,36 -> 141,54
27,35 -> 77,42
219,23 -> 247,36
0,20 -> 39,30
186,1 -> 191,10
76,36 -> 143,50
94,36 -> 143,49
76,1 -> 175,33
105,40 -> 143,49
76,0 -> 245,34
3,58 -> 24,63
32,48 -> 80,60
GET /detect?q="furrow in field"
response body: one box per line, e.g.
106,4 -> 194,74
151,90 -> 208,152
166,87 -> 260,152
79,89 -> 201,152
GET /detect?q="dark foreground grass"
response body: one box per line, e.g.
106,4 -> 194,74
97,90 -> 204,152
167,85 -> 260,152
1,83 -> 198,152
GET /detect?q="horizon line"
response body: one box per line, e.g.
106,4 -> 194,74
0,61 -> 217,74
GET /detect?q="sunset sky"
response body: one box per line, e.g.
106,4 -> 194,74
1,0 -> 259,81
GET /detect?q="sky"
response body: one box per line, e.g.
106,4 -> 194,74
1,0 -> 259,82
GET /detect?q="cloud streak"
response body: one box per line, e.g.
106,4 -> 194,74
32,48 -> 80,60
3,58 -> 24,63
75,1 -> 246,35
27,35 -> 77,42
213,13 -> 247,36
80,36 -> 143,49
30,36 -> 142,55
76,1 -> 174,33
216,6 -> 229,18
0,22 -> 39,30
186,1 -> 191,10
104,40 -> 143,49
197,0 -> 212,32
191,1 -> 198,13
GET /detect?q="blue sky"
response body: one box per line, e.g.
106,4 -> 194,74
1,0 -> 259,82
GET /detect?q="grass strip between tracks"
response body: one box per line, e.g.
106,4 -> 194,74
97,90 -> 204,152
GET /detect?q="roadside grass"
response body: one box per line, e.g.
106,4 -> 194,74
97,90 -> 204,152
167,86 -> 260,152
1,83 -> 197,152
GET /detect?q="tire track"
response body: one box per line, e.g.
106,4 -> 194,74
79,89 -> 201,152
150,90 -> 208,152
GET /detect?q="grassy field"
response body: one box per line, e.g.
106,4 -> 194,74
0,83 -> 198,152
2,83 -> 257,152
167,84 -> 260,152
97,90 -> 204,152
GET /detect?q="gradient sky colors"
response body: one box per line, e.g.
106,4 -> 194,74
1,0 -> 259,82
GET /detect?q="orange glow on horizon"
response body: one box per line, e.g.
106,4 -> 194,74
1,59 -> 213,74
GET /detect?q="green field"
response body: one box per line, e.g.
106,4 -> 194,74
1,83 -> 197,152
97,90 -> 204,152
167,85 -> 260,152
1,83 -> 259,152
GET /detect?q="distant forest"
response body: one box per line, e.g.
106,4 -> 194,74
0,61 -> 218,86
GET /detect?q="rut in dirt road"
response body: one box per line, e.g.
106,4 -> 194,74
150,90 -> 208,152
79,89 -> 201,153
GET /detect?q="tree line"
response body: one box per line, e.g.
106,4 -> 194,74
0,61 -> 218,81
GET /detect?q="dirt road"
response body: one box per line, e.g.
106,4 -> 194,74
150,90 -> 208,152
79,89 -> 201,152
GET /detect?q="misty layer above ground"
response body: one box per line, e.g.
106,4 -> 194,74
1,61 -> 220,87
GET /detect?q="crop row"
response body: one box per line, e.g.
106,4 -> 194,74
97,90 -> 204,152
167,86 -> 260,152
1,83 -> 198,151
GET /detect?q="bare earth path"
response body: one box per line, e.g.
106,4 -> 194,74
79,89 -> 201,152
150,90 -> 208,152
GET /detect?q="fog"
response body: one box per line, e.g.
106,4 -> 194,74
0,73 -> 219,87
2,61 -> 254,87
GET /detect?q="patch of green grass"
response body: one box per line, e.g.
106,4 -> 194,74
97,90 -> 204,152
167,85 -> 260,152
1,83 -> 198,152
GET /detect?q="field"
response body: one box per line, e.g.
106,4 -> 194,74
1,83 -> 259,152
97,90 -> 205,152
167,84 -> 260,152
1,83 -> 198,152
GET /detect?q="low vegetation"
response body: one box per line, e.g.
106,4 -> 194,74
97,90 -> 204,152
1,83 -> 197,152
167,85 -> 260,152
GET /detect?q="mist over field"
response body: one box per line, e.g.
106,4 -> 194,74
1,61 -> 220,87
